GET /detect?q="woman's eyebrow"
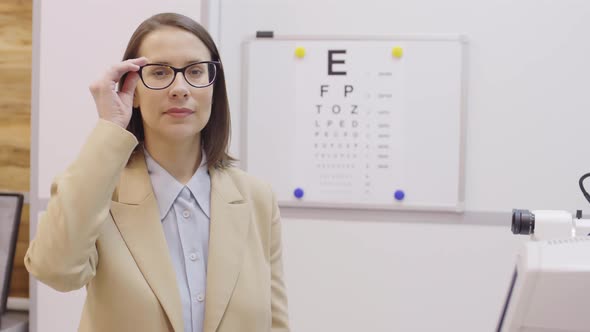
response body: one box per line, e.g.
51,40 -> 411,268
149,59 -> 207,65
185,59 -> 207,64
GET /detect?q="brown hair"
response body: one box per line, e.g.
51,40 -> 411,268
119,12 -> 236,169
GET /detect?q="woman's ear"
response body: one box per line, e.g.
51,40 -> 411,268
133,90 -> 140,109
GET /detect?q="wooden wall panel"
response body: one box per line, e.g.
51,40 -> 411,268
9,203 -> 29,298
0,0 -> 32,298
0,0 -> 32,191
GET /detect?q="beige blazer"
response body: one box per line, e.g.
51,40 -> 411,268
25,120 -> 290,332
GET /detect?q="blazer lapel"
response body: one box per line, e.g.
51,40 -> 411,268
203,167 -> 252,332
110,150 -> 184,332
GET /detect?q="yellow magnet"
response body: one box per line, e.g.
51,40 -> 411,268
295,46 -> 306,58
392,46 -> 404,59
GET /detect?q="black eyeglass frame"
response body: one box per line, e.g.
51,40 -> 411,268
138,60 -> 221,90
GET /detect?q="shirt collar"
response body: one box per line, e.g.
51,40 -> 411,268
144,147 -> 211,220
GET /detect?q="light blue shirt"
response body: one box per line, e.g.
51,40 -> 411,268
144,148 -> 211,332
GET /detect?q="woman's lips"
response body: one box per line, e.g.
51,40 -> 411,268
165,108 -> 194,118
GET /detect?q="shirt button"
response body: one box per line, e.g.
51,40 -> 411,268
197,294 -> 205,302
182,210 -> 190,218
189,253 -> 197,261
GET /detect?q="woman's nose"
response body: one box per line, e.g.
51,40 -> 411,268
169,73 -> 189,98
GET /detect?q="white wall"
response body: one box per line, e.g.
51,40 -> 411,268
32,1 -> 202,332
282,219 -> 523,332
210,0 -> 590,331
215,0 -> 590,212
32,1 -> 590,332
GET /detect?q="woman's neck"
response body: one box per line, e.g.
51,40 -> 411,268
144,133 -> 203,185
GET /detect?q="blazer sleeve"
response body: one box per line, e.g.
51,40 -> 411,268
269,190 -> 291,332
25,119 -> 138,292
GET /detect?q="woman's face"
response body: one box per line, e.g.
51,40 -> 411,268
134,26 -> 214,144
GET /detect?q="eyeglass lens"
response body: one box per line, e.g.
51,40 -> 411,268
142,62 -> 216,89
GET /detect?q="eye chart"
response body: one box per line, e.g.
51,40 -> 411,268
242,36 -> 467,212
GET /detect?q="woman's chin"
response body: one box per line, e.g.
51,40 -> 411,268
160,126 -> 201,143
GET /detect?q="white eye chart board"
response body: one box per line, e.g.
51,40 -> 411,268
242,36 -> 468,212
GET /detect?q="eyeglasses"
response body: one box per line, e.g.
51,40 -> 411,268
138,61 -> 221,90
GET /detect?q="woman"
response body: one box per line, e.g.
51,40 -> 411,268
25,13 -> 290,332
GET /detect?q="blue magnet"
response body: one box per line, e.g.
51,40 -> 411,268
294,188 -> 304,199
394,190 -> 405,201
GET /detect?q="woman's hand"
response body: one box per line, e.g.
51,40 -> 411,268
89,57 -> 149,128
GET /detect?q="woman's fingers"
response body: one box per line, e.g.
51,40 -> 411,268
104,57 -> 149,84
88,57 -> 149,128
89,57 -> 148,98
119,71 -> 141,103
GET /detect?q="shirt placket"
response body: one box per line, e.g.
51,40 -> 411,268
176,187 -> 206,331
